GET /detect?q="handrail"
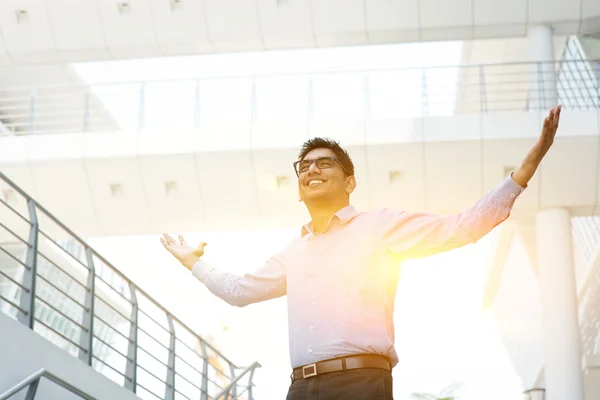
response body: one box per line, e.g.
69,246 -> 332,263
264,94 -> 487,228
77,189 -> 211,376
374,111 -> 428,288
213,362 -> 261,400
0,369 -> 96,400
0,59 -> 597,91
0,168 -> 238,369
0,58 -> 598,136
0,169 -> 258,399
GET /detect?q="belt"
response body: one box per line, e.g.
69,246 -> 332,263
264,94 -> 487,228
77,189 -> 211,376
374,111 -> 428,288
292,354 -> 391,381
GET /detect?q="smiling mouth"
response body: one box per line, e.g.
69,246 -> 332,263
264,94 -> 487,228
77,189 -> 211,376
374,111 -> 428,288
307,179 -> 325,187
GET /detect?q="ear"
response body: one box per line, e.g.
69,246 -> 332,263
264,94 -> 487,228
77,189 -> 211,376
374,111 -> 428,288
298,192 -> 303,202
345,176 -> 357,194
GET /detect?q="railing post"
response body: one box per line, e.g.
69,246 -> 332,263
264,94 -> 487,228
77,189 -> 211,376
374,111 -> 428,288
194,79 -> 201,128
79,248 -> 95,365
247,364 -> 257,400
363,71 -> 370,121
421,69 -> 428,116
125,283 -> 138,393
138,82 -> 146,131
199,340 -> 209,400
83,86 -> 91,132
229,364 -> 237,398
18,199 -> 38,329
479,65 -> 487,113
28,88 -> 36,134
596,61 -> 600,108
24,379 -> 40,400
537,62 -> 544,110
165,314 -> 176,400
307,74 -> 314,130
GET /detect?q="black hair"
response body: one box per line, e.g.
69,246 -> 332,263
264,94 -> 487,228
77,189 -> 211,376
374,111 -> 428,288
297,137 -> 355,176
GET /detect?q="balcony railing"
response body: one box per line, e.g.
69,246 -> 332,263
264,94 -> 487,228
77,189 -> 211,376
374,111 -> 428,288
0,171 -> 259,400
0,60 -> 598,136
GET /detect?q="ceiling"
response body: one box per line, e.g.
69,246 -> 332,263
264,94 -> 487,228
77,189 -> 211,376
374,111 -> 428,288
0,110 -> 598,240
0,0 -> 599,66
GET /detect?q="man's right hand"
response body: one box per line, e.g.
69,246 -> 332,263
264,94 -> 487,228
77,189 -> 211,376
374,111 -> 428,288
160,233 -> 207,271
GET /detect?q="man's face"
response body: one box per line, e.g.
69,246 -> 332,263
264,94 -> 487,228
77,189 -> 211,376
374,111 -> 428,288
297,148 -> 355,204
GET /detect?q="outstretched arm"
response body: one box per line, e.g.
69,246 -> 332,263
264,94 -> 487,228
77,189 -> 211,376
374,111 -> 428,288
380,105 -> 561,260
160,234 -> 286,307
512,105 -> 561,186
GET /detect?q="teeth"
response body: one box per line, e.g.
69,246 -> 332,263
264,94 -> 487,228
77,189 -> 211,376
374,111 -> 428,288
309,180 -> 324,187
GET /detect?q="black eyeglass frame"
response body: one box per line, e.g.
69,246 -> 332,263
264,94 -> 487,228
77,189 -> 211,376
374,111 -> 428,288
293,156 -> 349,177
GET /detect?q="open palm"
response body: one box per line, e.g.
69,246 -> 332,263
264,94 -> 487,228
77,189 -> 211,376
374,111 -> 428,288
160,233 -> 207,270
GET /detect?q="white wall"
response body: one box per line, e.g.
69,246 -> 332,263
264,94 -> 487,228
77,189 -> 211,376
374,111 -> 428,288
0,312 -> 140,400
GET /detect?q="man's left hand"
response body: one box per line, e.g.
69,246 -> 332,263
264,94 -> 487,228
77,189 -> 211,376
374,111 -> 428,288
512,105 -> 562,187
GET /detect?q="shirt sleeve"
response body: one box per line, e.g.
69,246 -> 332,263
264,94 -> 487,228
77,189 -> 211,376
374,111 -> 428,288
379,174 -> 526,260
191,253 -> 287,307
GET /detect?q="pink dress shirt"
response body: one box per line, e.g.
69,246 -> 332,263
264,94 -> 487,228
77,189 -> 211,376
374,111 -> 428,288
192,175 -> 526,368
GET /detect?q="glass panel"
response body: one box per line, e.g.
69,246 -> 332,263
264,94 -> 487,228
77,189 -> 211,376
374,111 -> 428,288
255,75 -> 310,123
87,82 -> 142,130
199,78 -> 252,124
312,72 -> 364,121
369,69 -> 423,119
143,80 -> 197,129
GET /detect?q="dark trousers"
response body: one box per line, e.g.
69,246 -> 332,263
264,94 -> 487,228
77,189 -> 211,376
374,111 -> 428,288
286,368 -> 393,400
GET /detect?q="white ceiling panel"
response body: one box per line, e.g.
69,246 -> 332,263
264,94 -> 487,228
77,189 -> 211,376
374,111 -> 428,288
138,154 -> 206,233
96,0 -> 158,49
256,0 -> 315,50
420,26 -> 474,42
419,0 -> 473,28
83,157 -> 152,236
0,1 -> 56,54
528,0 -> 581,25
365,0 -> 420,34
424,141 -> 483,213
194,150 -> 259,230
251,148 -> 308,229
539,137 -> 599,209
365,143 -> 426,212
45,0 -> 106,51
473,0 -> 526,26
29,160 -> 98,233
204,0 -> 263,51
473,24 -> 526,40
310,0 -> 367,47
365,0 -> 420,30
583,0 -> 600,19
148,0 -> 212,52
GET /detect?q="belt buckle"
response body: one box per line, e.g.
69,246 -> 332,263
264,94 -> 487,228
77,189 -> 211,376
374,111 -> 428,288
302,363 -> 317,379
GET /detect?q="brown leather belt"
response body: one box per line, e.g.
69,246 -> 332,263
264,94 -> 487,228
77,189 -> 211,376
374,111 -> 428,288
292,354 -> 391,381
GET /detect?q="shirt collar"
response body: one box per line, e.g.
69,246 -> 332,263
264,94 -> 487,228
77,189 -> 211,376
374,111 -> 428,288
301,205 -> 359,237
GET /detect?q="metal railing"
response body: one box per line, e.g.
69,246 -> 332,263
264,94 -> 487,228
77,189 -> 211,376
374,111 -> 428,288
0,171 -> 259,400
0,369 -> 96,400
574,216 -> 600,359
0,60 -> 598,136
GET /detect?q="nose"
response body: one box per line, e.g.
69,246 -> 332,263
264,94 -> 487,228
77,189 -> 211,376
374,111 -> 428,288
307,161 -> 321,174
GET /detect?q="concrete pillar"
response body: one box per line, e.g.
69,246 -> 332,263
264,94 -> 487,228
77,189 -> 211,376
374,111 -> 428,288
528,25 -> 557,109
536,208 -> 584,400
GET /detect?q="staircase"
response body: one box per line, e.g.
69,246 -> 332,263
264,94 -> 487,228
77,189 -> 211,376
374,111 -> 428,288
0,171 -> 259,400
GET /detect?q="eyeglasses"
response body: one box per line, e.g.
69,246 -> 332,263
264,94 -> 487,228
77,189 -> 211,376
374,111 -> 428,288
293,157 -> 346,177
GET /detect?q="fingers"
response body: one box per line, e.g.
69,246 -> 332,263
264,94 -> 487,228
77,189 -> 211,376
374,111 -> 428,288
178,234 -> 187,246
553,104 -> 561,128
162,233 -> 176,245
160,237 -> 169,251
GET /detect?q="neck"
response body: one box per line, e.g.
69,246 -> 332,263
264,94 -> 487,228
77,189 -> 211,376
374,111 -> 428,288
306,200 -> 349,233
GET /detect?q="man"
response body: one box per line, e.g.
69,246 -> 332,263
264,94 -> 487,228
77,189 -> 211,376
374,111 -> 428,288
161,105 -> 562,399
